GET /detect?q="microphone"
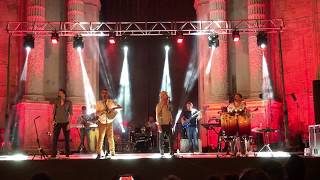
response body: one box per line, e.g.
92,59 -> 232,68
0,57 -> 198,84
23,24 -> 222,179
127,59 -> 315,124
34,115 -> 40,120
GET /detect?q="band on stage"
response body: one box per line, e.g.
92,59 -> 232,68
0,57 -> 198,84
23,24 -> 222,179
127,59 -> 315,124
50,88 -> 254,158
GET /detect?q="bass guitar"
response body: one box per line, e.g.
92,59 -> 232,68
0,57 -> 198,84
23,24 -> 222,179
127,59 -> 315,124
182,110 -> 201,128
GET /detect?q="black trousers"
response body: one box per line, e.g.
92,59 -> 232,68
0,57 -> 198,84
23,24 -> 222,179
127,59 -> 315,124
52,122 -> 70,155
159,125 -> 173,154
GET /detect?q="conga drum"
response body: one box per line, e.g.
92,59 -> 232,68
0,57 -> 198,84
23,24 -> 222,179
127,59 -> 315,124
237,115 -> 251,136
220,113 -> 238,136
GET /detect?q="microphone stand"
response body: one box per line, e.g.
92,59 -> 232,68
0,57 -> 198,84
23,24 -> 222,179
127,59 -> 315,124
32,116 -> 48,160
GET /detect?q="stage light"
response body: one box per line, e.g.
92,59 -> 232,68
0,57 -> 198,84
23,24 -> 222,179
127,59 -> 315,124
165,45 -> 170,51
51,31 -> 59,44
232,30 -> 240,42
257,31 -> 267,48
109,37 -> 116,44
176,31 -> 183,44
108,32 -> 116,44
73,35 -> 84,49
24,34 -> 34,49
208,33 -> 219,48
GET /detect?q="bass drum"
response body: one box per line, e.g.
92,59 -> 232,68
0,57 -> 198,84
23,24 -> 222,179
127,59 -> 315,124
237,115 -> 251,136
220,113 -> 238,136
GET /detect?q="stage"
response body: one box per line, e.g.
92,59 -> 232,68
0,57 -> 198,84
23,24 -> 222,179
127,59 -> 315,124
0,152 -> 319,180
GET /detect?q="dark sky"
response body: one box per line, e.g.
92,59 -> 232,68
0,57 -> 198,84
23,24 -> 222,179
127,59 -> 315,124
100,0 -> 196,21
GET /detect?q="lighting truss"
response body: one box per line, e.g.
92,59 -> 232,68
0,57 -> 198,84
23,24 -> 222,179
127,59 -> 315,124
6,19 -> 284,37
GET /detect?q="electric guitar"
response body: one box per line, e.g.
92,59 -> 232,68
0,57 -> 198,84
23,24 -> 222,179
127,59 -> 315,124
182,110 -> 201,128
97,106 -> 122,124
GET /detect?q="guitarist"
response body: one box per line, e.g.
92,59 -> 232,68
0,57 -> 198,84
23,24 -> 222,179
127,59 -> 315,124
95,89 -> 122,159
181,102 -> 199,153
156,91 -> 173,156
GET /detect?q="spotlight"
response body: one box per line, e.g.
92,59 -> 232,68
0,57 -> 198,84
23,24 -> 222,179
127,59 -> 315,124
109,37 -> 116,44
73,35 -> 84,49
109,32 -> 116,44
165,45 -> 170,51
208,33 -> 219,48
232,30 -> 240,42
176,31 -> 183,44
257,31 -> 267,49
51,31 -> 59,44
24,34 -> 34,49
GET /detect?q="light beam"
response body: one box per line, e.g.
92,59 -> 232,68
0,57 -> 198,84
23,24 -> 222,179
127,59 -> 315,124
117,46 -> 130,133
77,48 -> 96,114
160,45 -> 172,98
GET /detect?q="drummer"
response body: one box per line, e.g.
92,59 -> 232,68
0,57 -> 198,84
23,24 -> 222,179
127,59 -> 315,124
227,93 -> 246,116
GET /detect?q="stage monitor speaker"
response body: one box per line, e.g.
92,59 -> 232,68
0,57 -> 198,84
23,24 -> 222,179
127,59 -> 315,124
313,80 -> 320,124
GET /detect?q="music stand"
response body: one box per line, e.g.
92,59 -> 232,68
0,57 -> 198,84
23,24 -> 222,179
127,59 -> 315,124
32,116 -> 48,160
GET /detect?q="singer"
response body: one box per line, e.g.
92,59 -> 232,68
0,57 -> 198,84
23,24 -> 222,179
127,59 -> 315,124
156,91 -> 173,156
51,89 -> 73,158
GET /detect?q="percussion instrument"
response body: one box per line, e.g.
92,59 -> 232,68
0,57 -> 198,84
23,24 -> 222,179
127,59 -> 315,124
237,115 -> 251,136
220,113 -> 238,136
220,112 -> 251,136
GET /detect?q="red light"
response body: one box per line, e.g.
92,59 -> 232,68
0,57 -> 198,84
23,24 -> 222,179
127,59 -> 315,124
109,38 -> 116,44
177,38 -> 183,44
51,32 -> 59,44
51,38 -> 58,44
232,30 -> 240,42
233,36 -> 240,42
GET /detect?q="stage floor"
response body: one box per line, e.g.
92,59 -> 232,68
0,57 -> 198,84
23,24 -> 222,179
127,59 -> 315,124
0,151 -> 292,160
0,152 -> 319,180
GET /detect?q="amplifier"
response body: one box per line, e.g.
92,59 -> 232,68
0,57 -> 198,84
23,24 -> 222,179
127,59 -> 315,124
309,125 -> 320,156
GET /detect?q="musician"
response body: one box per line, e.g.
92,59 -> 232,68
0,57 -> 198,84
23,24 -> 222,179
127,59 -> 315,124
156,91 -> 173,156
51,89 -> 73,158
77,106 -> 94,153
95,89 -> 121,159
181,102 -> 199,153
227,93 -> 246,115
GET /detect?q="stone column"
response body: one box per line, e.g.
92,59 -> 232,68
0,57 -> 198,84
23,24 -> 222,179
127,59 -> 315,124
24,0 -> 46,101
196,0 -> 228,105
66,0 -> 85,103
207,0 -> 228,102
195,0 -> 228,150
248,0 -> 267,99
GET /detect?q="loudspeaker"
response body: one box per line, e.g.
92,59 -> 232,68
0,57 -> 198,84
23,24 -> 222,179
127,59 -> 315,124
313,80 -> 320,124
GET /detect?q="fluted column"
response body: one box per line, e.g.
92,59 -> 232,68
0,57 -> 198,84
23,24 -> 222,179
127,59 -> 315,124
208,0 -> 228,102
248,0 -> 266,99
66,0 -> 84,102
24,0 -> 46,101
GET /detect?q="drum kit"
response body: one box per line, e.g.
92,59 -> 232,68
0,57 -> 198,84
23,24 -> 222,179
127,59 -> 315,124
129,127 -> 155,152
